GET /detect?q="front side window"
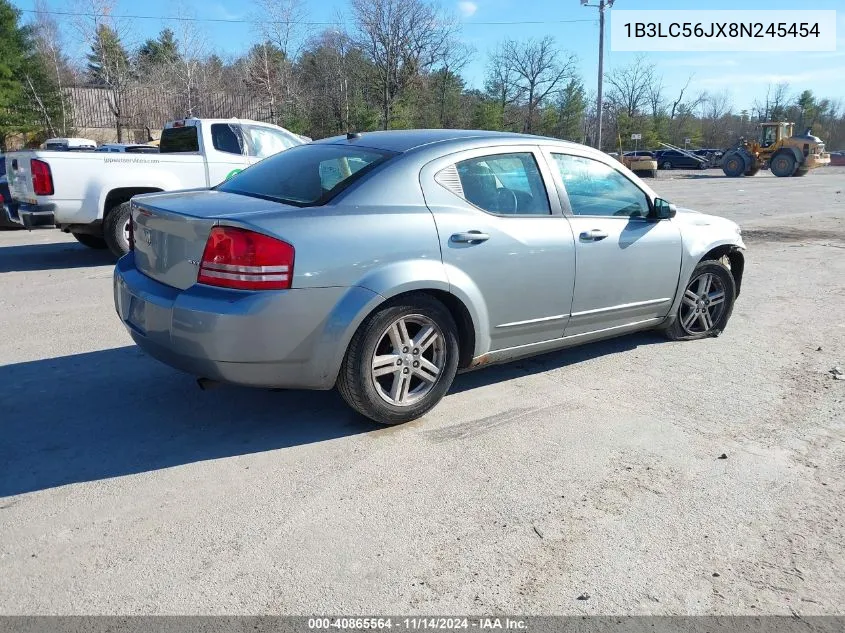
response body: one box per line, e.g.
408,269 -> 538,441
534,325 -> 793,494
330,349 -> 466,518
454,152 -> 550,215
245,126 -> 301,158
217,144 -> 394,206
552,153 -> 651,218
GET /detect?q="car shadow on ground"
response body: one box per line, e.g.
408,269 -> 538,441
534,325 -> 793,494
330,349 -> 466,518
1,332 -> 666,497
0,241 -> 115,273
0,346 -> 376,497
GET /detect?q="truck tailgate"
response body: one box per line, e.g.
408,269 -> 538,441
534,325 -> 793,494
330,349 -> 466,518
6,153 -> 38,204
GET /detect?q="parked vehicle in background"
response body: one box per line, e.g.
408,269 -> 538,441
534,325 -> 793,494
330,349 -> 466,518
96,144 -> 159,153
43,138 -> 97,152
6,118 -> 304,257
0,156 -> 24,230
115,129 -> 746,425
654,149 -> 708,170
620,151 -> 658,178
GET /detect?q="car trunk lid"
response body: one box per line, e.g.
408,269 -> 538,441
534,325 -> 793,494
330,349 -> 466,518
131,190 -> 300,290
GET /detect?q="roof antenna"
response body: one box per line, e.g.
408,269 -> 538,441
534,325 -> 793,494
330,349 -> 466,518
347,131 -> 361,140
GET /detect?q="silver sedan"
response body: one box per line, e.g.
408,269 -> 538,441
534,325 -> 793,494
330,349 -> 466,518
114,130 -> 745,424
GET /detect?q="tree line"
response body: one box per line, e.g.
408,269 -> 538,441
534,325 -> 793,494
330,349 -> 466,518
2,0 -> 844,151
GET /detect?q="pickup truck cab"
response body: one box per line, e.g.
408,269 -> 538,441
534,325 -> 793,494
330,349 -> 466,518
5,118 -> 304,256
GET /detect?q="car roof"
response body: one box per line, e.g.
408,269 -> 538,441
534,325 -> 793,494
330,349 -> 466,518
315,129 -> 570,153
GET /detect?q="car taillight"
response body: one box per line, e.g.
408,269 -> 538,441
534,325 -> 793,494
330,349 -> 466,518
197,226 -> 294,290
31,159 -> 54,196
128,212 -> 135,251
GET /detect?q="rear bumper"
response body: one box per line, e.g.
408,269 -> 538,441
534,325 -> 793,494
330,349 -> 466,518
12,203 -> 55,228
113,253 -> 381,390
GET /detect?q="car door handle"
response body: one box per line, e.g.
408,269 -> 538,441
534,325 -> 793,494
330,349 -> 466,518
579,229 -> 608,242
451,231 -> 490,244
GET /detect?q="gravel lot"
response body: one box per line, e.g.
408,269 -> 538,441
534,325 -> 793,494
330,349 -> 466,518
1,168 -> 843,615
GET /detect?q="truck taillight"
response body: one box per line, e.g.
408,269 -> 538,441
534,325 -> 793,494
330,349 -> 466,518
31,159 -> 54,196
197,226 -> 294,291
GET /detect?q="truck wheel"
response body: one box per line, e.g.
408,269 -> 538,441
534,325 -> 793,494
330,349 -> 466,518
770,152 -> 797,177
104,202 -> 131,258
722,152 -> 746,177
72,233 -> 107,249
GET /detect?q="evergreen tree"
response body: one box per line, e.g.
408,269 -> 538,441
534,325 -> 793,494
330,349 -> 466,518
138,29 -> 180,69
0,0 -> 65,147
87,24 -> 131,87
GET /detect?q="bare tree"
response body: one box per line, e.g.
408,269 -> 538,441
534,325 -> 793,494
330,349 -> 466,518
72,0 -> 138,141
351,0 -> 456,129
253,0 -> 310,123
606,55 -> 655,118
701,90 -> 733,146
646,74 -> 665,120
501,36 -> 576,133
167,11 -> 209,117
32,0 -> 74,136
435,38 -> 473,126
484,42 -> 519,127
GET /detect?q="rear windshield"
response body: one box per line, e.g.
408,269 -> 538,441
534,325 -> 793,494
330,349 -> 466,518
160,126 -> 199,153
216,144 -> 395,206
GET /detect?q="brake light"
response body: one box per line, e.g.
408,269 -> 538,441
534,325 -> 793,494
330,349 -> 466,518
127,211 -> 135,251
31,159 -> 54,196
197,226 -> 294,290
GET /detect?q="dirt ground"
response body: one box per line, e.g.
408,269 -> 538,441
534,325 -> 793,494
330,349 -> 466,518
0,167 -> 843,615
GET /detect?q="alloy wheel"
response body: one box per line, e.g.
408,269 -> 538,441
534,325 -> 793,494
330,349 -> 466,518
679,272 -> 727,335
371,314 -> 446,406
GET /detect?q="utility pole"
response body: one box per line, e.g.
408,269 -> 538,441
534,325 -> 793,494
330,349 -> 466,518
581,0 -> 615,151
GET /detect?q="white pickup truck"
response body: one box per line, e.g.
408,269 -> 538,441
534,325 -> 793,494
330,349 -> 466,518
5,118 -> 305,256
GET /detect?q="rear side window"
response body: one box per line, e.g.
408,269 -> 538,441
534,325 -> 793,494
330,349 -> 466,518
217,144 -> 394,206
453,152 -> 550,215
160,127 -> 199,153
211,124 -> 245,155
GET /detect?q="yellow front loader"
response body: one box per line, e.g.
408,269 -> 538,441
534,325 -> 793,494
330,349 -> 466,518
722,122 -> 830,178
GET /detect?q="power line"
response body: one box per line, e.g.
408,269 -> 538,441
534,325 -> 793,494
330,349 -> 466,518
20,8 -> 595,27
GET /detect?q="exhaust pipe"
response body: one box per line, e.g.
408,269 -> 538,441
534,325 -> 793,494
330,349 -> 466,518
196,377 -> 221,391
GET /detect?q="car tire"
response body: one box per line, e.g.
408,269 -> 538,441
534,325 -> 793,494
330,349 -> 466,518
662,161 -> 673,170
72,233 -> 108,249
104,201 -> 131,258
665,260 -> 736,341
337,294 -> 460,425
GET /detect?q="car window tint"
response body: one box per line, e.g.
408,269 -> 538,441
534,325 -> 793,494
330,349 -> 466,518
245,126 -> 299,158
159,127 -> 199,153
217,144 -> 394,207
552,153 -> 650,218
454,152 -> 550,215
210,124 -> 245,155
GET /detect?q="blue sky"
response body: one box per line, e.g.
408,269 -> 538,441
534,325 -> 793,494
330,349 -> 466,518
13,0 -> 845,111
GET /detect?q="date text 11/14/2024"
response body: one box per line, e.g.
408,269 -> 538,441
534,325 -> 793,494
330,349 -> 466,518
307,618 -> 528,630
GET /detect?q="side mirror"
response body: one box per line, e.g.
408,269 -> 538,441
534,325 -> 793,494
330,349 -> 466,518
653,198 -> 677,220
